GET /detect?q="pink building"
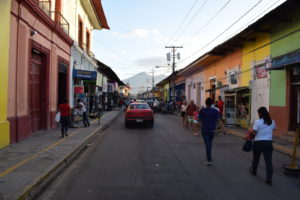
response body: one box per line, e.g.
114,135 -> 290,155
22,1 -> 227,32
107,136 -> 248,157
8,0 -> 73,143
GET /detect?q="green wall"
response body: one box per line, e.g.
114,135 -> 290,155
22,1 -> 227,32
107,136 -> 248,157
270,9 -> 300,107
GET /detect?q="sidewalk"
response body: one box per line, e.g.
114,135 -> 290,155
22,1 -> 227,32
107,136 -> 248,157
225,127 -> 300,159
0,111 -> 120,200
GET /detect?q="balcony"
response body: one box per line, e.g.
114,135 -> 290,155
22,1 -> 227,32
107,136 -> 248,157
37,0 -> 70,35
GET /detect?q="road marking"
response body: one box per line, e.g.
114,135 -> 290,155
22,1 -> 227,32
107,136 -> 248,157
0,119 -> 98,178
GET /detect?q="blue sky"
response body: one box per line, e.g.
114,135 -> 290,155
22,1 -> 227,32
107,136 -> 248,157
93,0 -> 286,80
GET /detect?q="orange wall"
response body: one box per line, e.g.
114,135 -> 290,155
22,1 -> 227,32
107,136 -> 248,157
204,49 -> 242,99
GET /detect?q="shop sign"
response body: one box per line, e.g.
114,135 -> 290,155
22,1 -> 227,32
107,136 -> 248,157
73,69 -> 97,80
74,86 -> 84,94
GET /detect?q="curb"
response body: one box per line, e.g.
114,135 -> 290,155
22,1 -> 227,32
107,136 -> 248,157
16,111 -> 121,200
225,128 -> 300,159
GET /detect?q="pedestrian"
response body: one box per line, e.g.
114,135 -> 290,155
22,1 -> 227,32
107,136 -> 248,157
192,106 -> 200,136
186,100 -> 197,129
77,99 -> 90,127
153,99 -> 159,113
58,99 -> 71,138
217,96 -> 225,135
198,97 -> 220,166
180,100 -> 188,126
249,107 -> 276,185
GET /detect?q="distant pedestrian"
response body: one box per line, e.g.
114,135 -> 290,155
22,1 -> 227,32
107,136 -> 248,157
180,100 -> 188,126
217,96 -> 225,135
153,99 -> 159,113
198,98 -> 220,165
249,107 -> 276,185
58,99 -> 71,138
192,106 -> 200,136
186,100 -> 197,129
77,99 -> 90,127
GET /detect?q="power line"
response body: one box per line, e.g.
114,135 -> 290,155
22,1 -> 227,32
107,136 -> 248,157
178,0 -> 263,64
182,0 -> 232,46
184,26 -> 300,87
166,0 -> 199,46
172,0 -> 209,44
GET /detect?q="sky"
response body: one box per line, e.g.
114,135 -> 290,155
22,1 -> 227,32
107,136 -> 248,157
92,0 -> 286,80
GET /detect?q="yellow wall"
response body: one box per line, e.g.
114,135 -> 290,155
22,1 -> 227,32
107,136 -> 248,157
0,0 -> 11,148
241,33 -> 270,86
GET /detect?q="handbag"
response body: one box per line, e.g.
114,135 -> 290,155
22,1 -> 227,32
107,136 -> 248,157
55,112 -> 61,123
242,140 -> 253,152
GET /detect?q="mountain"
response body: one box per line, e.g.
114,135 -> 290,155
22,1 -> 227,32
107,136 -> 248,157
122,72 -> 167,94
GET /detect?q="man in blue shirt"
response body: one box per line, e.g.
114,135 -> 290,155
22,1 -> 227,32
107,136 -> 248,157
198,97 -> 220,165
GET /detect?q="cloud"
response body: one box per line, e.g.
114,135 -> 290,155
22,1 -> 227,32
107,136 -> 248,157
134,56 -> 166,66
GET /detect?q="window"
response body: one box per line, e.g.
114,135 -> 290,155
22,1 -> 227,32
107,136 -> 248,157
86,30 -> 90,55
130,104 -> 150,110
78,17 -> 83,48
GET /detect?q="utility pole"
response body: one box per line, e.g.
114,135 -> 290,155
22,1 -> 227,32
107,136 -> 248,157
165,46 -> 183,73
165,45 -> 183,102
152,68 -> 155,89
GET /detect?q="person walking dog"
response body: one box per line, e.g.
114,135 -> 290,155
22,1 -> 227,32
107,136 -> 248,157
249,107 -> 276,185
198,98 -> 220,166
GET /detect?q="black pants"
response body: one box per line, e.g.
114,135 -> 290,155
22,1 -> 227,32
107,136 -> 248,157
252,140 -> 273,181
60,116 -> 70,136
83,111 -> 90,127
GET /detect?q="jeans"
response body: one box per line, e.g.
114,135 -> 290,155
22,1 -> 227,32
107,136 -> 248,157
82,111 -> 90,127
252,140 -> 273,181
60,116 -> 69,136
201,130 -> 215,161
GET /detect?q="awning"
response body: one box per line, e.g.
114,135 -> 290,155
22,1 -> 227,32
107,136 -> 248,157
205,85 -> 229,92
269,49 -> 300,70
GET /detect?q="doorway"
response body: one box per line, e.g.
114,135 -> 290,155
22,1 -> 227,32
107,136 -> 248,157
30,49 -> 46,132
58,62 -> 68,105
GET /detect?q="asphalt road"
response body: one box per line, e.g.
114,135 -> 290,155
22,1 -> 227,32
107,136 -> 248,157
38,113 -> 300,200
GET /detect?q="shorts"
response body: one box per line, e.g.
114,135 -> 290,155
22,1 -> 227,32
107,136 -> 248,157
193,120 -> 199,124
181,111 -> 186,117
187,116 -> 193,123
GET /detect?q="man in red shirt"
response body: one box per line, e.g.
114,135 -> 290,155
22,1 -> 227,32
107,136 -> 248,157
59,99 -> 71,138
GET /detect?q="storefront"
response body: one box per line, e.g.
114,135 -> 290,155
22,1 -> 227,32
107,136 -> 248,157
73,69 -> 97,112
224,87 -> 251,128
269,49 -> 300,131
174,82 -> 185,102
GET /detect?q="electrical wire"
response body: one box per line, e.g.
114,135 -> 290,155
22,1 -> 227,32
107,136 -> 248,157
172,0 -> 209,44
178,0 -> 263,64
166,0 -> 199,46
182,0 -> 232,46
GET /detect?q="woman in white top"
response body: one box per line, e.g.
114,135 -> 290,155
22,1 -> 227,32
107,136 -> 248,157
180,100 -> 188,126
249,107 -> 276,185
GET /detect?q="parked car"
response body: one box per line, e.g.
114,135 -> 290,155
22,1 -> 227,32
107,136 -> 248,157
125,102 -> 154,128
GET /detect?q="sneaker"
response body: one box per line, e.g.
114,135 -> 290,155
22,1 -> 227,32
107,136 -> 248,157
205,161 -> 213,166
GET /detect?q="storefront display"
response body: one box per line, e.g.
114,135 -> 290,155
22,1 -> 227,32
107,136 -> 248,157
225,88 -> 251,128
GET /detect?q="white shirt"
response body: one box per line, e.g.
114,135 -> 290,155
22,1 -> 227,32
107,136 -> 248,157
181,105 -> 187,112
153,100 -> 159,107
79,102 -> 87,112
253,119 -> 276,141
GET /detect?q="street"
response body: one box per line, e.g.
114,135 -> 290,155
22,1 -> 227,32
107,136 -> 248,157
38,113 -> 300,200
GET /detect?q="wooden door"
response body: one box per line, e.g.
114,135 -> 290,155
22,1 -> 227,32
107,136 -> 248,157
30,51 -> 45,132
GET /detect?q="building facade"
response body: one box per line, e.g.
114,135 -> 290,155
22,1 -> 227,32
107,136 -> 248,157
7,0 -> 73,143
0,0 -> 11,148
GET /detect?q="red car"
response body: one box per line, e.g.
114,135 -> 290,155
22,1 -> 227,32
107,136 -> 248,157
125,102 -> 154,128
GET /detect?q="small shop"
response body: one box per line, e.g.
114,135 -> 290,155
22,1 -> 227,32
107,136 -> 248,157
73,69 -> 97,112
174,82 -> 185,102
224,87 -> 251,128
